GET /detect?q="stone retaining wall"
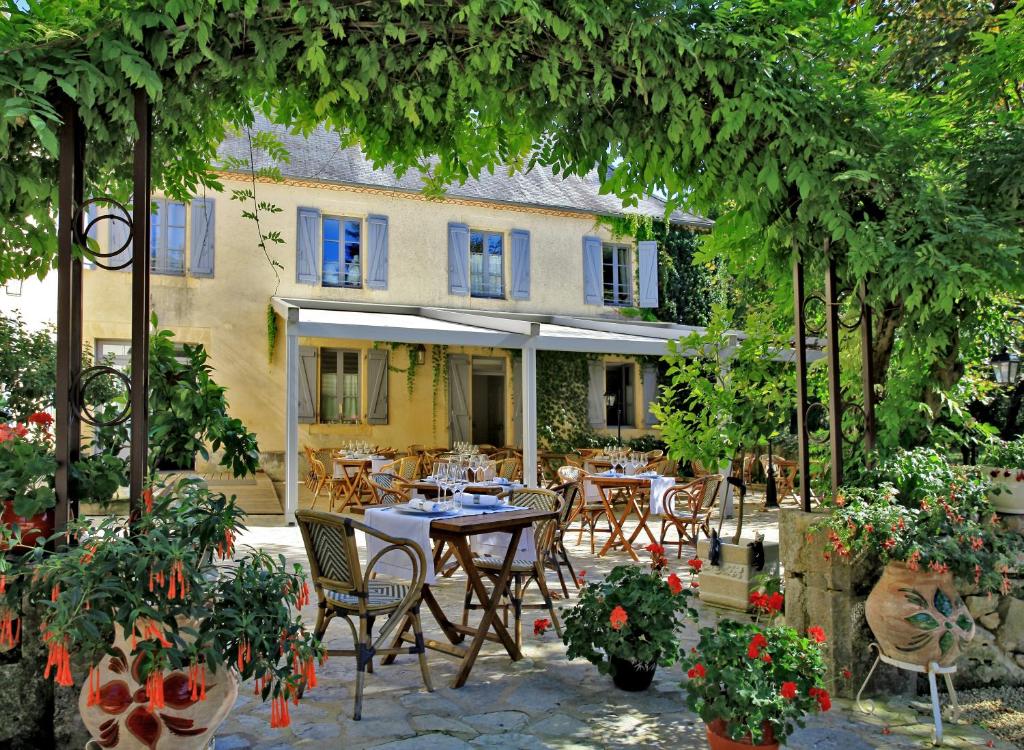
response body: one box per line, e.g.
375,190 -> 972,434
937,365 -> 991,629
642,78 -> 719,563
780,509 -> 1024,697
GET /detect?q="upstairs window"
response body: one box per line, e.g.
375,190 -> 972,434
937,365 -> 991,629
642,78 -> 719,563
602,243 -> 632,306
470,230 -> 504,299
320,349 -> 360,423
150,199 -> 186,275
323,217 -> 362,288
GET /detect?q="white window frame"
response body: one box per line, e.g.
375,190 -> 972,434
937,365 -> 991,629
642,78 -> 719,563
319,348 -> 361,424
321,216 -> 363,289
602,242 -> 633,307
470,229 -> 504,299
150,199 -> 187,276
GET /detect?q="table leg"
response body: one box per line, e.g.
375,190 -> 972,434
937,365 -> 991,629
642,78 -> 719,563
449,531 -> 522,688
624,490 -> 657,548
598,486 -> 639,561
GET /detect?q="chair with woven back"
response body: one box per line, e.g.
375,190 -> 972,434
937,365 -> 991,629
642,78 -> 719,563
644,449 -> 665,461
643,456 -> 677,476
549,479 -> 583,596
303,445 -> 323,496
558,464 -> 611,555
367,472 -> 412,506
461,488 -> 563,650
690,459 -> 710,478
497,456 -> 522,482
659,474 -> 725,558
295,510 -> 432,720
305,451 -> 339,510
382,456 -> 420,482
759,455 -> 798,505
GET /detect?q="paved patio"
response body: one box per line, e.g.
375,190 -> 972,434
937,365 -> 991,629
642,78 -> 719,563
214,501 -> 1013,749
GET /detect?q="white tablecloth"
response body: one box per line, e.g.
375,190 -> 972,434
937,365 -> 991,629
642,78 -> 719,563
334,456 -> 390,478
583,472 -> 677,516
363,505 -> 535,584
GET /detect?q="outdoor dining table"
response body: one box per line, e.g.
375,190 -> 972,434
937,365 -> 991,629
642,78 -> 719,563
331,455 -> 389,510
356,504 -> 556,689
587,473 -> 675,561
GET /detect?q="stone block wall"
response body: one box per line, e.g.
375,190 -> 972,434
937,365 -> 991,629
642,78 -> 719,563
780,509 -> 1024,696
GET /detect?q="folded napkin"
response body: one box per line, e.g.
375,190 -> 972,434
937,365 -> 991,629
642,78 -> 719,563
457,493 -> 503,507
407,498 -> 450,512
599,469 -> 623,477
637,471 -> 659,478
492,477 -> 511,485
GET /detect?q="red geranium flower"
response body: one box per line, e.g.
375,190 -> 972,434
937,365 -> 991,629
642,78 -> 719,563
780,681 -> 797,699
646,543 -> 665,556
687,663 -> 706,679
809,686 -> 832,711
533,618 -> 552,636
842,668 -> 852,680
687,557 -> 703,572
667,573 -> 683,595
807,626 -> 826,643
747,633 -> 768,659
609,605 -> 628,631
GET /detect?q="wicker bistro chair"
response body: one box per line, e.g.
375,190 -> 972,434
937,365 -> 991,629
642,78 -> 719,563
659,474 -> 725,558
305,451 -> 341,510
643,457 -> 677,476
295,510 -> 432,720
461,489 -> 564,650
497,456 -> 522,482
759,455 -> 798,504
367,472 -> 412,506
568,467 -> 616,554
382,456 -> 419,482
303,446 -> 322,496
549,480 -> 583,596
644,449 -> 665,461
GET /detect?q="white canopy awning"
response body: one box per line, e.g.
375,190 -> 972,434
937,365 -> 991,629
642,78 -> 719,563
272,298 -> 824,522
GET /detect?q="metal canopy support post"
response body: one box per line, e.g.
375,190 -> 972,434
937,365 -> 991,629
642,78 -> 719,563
792,257 -> 812,513
128,89 -> 152,523
284,308 -> 300,524
521,327 -> 539,488
54,96 -> 83,534
823,242 -> 843,492
860,282 -> 877,463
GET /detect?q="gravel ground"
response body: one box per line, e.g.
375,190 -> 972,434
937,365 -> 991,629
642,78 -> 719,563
958,687 -> 1024,748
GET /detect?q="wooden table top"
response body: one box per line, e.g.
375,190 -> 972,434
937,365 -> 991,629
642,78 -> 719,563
587,474 -> 665,487
406,480 -> 512,495
429,507 -> 556,535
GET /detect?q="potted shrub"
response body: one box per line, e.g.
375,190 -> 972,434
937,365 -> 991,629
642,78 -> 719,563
682,585 -> 832,749
654,307 -> 790,610
815,452 -> 1020,667
0,479 -> 323,748
0,412 -> 57,547
562,544 -> 698,690
979,438 -> 1024,515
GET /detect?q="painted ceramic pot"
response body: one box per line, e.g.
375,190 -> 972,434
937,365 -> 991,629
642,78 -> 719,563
865,562 -> 975,668
980,467 -> 1024,515
79,623 -> 238,750
1,500 -> 54,549
705,719 -> 778,750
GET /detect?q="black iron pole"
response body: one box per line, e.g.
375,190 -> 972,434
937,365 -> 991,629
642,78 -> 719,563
764,439 -> 779,509
860,282 -> 876,466
792,257 -> 812,512
824,242 -> 843,492
128,89 -> 152,525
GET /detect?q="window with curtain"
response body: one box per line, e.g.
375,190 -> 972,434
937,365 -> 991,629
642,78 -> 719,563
150,199 -> 187,275
602,243 -> 632,306
322,217 -> 362,288
320,349 -> 360,423
470,229 -> 504,298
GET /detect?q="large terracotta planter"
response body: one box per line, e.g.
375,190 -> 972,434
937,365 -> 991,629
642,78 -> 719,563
1,500 -> 54,549
981,466 -> 1024,515
705,719 -> 778,749
79,622 -> 238,749
609,656 -> 657,691
865,562 -> 975,668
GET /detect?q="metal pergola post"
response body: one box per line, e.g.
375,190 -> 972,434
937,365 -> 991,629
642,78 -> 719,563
792,257 -> 812,513
823,241 -> 843,492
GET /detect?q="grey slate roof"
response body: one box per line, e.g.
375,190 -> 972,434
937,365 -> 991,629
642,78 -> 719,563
218,118 -> 711,230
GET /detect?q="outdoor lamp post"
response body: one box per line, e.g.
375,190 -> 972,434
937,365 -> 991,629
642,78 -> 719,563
764,439 -> 779,509
991,351 -> 1021,385
605,391 -> 622,445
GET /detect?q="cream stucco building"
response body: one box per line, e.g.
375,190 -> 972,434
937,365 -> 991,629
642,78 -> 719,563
81,120 -> 712,515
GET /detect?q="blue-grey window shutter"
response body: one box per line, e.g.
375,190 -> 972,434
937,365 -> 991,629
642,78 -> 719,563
366,215 -> 389,290
637,240 -> 659,308
642,364 -> 659,428
109,204 -> 133,272
582,236 -> 603,305
296,207 -> 320,284
588,360 -> 607,428
448,354 -> 471,442
298,346 -> 318,423
366,349 -> 389,424
510,229 -> 531,300
189,197 -> 215,277
448,222 -> 470,295
81,203 -> 99,269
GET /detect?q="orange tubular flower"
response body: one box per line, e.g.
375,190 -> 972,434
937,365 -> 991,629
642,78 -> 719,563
0,608 -> 19,650
146,670 -> 165,711
86,665 -> 101,706
43,633 -> 74,687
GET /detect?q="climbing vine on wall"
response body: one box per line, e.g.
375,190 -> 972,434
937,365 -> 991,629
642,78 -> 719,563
536,351 -> 596,452
432,345 -> 448,438
265,304 -> 278,364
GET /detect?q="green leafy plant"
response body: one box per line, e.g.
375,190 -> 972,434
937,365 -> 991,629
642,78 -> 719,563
979,438 -> 1024,470
0,479 -> 322,730
562,546 -> 697,674
814,449 -> 1021,596
69,451 -> 126,508
266,303 -> 278,363
682,589 -> 831,746
0,414 -> 56,517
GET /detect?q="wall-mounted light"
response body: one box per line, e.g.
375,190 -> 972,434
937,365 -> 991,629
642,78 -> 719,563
415,344 -> 427,366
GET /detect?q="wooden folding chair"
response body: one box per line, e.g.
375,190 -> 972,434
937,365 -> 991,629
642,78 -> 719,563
550,480 -> 583,596
659,474 -> 725,558
461,489 -> 563,650
295,511 -> 432,720
563,465 -> 614,554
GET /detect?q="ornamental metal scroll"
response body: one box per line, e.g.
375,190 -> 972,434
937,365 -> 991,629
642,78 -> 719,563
72,197 -> 134,270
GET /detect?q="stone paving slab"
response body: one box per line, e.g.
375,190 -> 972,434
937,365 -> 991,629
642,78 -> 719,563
215,512 -> 1012,750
